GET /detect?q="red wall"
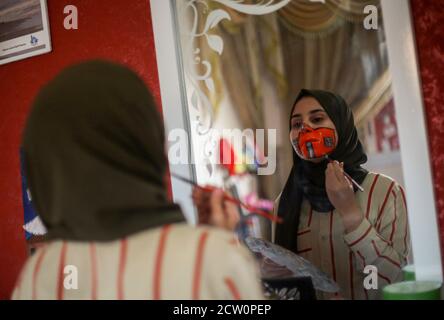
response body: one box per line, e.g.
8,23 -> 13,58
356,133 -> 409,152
1,0 -> 444,301
410,0 -> 444,267
0,0 -> 162,299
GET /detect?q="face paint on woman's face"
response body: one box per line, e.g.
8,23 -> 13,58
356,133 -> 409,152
289,97 -> 338,162
293,124 -> 337,159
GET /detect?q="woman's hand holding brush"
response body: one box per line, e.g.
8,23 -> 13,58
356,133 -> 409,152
325,160 -> 364,233
173,173 -> 282,231
192,187 -> 240,231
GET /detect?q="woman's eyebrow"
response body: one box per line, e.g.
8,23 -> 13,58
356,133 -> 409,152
308,109 -> 325,115
291,109 -> 325,118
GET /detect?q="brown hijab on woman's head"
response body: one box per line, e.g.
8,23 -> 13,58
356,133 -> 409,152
22,60 -> 184,242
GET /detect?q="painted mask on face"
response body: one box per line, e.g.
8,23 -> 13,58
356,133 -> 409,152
292,124 -> 336,160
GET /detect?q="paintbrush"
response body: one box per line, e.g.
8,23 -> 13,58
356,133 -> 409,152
171,173 -> 283,224
325,155 -> 364,192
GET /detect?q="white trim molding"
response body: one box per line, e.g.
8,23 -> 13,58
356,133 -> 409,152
381,0 -> 443,282
150,0 -> 197,224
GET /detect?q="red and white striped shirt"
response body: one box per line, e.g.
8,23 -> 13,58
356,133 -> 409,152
272,172 -> 410,300
12,224 -> 263,300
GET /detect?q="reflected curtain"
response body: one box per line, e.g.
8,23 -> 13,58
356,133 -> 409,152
193,0 -> 389,199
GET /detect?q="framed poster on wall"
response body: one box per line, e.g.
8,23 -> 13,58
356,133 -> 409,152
0,0 -> 51,66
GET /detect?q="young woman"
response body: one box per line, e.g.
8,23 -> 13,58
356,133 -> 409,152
12,61 -> 262,300
194,89 -> 410,300
274,89 -> 410,299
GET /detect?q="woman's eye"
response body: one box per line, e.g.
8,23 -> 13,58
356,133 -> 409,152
291,122 -> 302,129
311,117 -> 324,124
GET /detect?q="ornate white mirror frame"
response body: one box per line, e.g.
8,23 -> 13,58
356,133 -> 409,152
150,0 -> 443,282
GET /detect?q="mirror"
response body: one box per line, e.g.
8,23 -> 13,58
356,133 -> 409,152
150,0 -> 443,299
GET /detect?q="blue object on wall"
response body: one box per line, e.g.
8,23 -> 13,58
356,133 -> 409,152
20,148 -> 39,240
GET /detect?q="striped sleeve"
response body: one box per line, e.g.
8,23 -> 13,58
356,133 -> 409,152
222,244 -> 264,300
204,229 -> 264,300
343,183 -> 409,285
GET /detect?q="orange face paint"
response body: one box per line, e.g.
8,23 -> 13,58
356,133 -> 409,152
292,124 -> 336,160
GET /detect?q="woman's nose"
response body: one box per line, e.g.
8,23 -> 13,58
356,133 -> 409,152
300,122 -> 313,133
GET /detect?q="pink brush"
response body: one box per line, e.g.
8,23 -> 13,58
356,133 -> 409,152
172,173 -> 283,224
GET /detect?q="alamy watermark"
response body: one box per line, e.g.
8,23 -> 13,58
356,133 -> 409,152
363,265 -> 378,290
60,263 -> 380,293
167,122 -> 277,176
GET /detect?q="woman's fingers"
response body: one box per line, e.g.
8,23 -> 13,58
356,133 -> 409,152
328,161 -> 350,186
326,161 -> 355,209
209,189 -> 226,228
332,161 -> 345,182
224,198 -> 240,230
192,187 -> 211,223
192,186 -> 241,231
325,161 -> 360,217
191,187 -> 239,231
325,162 -> 341,188
336,162 -> 353,189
